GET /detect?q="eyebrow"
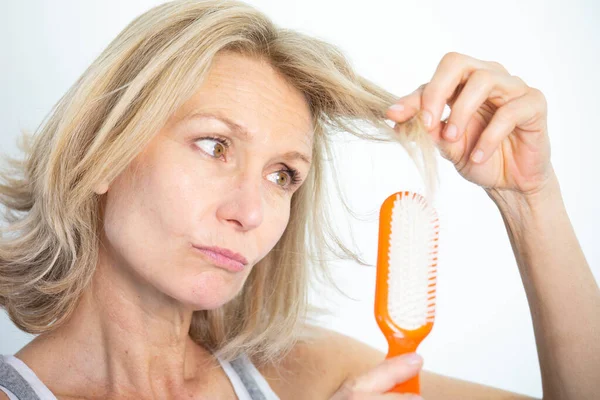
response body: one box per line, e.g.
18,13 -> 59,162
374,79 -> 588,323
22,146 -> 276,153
182,111 -> 312,165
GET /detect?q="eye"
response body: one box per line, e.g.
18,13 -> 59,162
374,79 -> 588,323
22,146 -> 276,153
268,171 -> 290,187
267,166 -> 302,192
193,136 -> 303,192
194,136 -> 229,159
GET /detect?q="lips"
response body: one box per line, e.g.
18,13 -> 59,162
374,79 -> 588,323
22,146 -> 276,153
192,245 -> 248,273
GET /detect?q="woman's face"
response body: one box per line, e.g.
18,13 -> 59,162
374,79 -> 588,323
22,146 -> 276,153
99,51 -> 314,310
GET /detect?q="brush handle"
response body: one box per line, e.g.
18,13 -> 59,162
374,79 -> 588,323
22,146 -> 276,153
386,336 -> 421,394
389,373 -> 420,394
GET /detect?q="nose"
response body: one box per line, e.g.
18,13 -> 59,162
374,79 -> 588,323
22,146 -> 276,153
216,175 -> 264,231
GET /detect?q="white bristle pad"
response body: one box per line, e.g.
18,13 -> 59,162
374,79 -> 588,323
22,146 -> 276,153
388,192 -> 439,330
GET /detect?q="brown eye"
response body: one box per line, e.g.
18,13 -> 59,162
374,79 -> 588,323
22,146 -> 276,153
267,167 -> 301,192
274,172 -> 289,186
194,137 -> 229,158
267,170 -> 293,189
213,142 -> 225,157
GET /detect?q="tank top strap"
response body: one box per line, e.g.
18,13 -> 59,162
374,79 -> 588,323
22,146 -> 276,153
0,355 -> 42,400
216,353 -> 280,400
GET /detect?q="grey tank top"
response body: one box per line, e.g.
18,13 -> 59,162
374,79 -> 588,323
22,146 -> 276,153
0,354 -> 279,400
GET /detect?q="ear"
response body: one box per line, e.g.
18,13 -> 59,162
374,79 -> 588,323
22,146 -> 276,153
93,181 -> 110,195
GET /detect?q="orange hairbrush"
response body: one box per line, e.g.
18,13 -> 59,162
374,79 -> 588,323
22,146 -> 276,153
374,191 -> 440,394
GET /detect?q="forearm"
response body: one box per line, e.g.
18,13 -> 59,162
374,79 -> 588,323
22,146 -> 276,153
485,170 -> 600,400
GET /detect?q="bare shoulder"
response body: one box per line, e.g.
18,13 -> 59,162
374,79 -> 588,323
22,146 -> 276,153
259,324 -> 539,400
257,324 -> 353,399
0,392 -> 9,400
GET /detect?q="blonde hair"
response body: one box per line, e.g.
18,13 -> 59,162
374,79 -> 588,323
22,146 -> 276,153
0,0 -> 436,366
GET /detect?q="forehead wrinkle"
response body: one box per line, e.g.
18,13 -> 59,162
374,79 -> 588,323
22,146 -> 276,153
209,62 -> 313,140
172,53 -> 315,166
182,110 -> 254,141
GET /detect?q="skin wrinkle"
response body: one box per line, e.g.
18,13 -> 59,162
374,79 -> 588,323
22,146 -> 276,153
17,52 -> 315,399
180,111 -> 313,165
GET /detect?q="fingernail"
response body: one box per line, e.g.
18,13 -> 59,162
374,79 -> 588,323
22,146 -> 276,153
403,353 -> 423,366
388,103 -> 405,112
444,124 -> 457,140
471,149 -> 484,163
421,111 -> 432,128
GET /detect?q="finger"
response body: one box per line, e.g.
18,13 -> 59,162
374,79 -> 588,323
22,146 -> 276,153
421,52 -> 522,133
330,392 -> 422,400
386,85 -> 445,146
343,353 -> 423,393
330,392 -> 423,400
442,71 -> 528,142
386,84 -> 426,122
469,89 -> 547,165
387,54 -> 511,125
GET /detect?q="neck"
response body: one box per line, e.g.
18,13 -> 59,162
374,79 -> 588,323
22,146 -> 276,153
19,251 -> 216,398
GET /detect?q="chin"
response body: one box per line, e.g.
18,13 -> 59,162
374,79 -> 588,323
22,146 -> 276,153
167,269 -> 246,311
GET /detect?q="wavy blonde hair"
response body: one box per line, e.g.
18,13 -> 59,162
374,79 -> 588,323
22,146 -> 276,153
0,0 -> 436,366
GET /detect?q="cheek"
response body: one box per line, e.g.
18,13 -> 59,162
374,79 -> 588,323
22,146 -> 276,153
101,146 -> 238,267
101,161 -> 198,270
263,200 -> 291,249
114,161 -> 201,235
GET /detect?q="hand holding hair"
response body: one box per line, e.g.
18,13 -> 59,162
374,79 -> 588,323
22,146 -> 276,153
387,51 -> 553,200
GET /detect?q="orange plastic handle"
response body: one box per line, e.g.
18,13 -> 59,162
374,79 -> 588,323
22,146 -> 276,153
374,191 -> 437,395
383,325 -> 432,393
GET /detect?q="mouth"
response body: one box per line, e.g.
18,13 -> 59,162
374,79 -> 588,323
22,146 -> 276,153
191,244 -> 248,273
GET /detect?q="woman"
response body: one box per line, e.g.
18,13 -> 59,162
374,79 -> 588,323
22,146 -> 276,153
0,1 -> 598,399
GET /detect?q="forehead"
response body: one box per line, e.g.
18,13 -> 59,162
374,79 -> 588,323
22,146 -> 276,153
172,51 -> 314,149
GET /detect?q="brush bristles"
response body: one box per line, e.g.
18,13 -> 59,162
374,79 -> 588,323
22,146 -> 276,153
387,192 -> 439,330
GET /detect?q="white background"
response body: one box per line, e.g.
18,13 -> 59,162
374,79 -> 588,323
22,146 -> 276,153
1,1 -> 599,398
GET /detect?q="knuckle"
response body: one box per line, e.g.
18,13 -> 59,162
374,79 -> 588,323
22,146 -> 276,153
530,87 -> 548,108
442,51 -> 463,65
489,60 -> 509,74
511,75 -> 527,87
471,68 -> 495,84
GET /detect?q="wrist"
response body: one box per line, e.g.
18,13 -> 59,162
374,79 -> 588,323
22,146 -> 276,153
484,167 -> 564,225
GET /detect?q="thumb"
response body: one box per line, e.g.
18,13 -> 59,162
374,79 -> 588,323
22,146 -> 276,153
331,353 -> 423,398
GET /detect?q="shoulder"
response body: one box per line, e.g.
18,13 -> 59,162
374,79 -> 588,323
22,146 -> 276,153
256,324 -> 351,399
0,392 -> 9,400
259,324 -> 539,400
